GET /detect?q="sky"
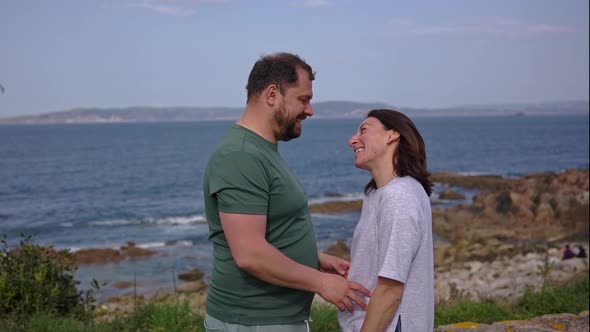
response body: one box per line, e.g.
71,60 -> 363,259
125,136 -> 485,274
0,0 -> 588,117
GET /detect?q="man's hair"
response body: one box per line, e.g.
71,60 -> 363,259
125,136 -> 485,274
246,52 -> 315,102
364,109 -> 433,196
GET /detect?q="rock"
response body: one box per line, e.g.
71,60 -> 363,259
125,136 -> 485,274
324,239 -> 350,260
433,169 -> 589,244
554,257 -> 589,273
440,188 -> 466,200
73,248 -> 124,265
430,173 -> 516,191
435,279 -> 451,302
435,312 -> 589,331
120,242 -> 157,258
178,268 -> 205,281
309,200 -> 362,213
177,280 -> 207,293
112,281 -> 139,289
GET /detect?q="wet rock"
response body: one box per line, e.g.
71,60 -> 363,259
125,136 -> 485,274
309,200 -> 362,213
178,267 -> 205,281
120,242 -> 157,258
177,280 -> 207,293
73,248 -> 124,265
72,241 -> 159,266
439,188 -> 466,200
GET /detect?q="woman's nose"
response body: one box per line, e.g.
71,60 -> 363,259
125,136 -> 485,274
348,134 -> 358,148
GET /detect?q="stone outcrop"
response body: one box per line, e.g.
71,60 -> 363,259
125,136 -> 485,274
72,242 -> 157,266
433,169 -> 589,243
431,173 -> 516,191
439,188 -> 466,200
309,200 -> 362,213
178,268 -> 205,281
434,243 -> 589,303
435,311 -> 589,332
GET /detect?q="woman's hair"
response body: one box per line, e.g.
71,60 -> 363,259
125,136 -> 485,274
364,109 -> 433,196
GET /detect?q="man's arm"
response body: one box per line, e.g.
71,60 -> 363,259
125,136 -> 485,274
360,277 -> 404,332
220,212 -> 369,312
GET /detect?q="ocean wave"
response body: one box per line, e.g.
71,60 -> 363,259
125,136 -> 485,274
308,192 -> 364,205
136,241 -> 167,249
89,215 -> 207,227
454,171 -> 506,177
67,239 -> 195,252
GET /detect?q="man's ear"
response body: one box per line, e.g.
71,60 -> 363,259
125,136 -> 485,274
387,130 -> 400,144
264,84 -> 279,107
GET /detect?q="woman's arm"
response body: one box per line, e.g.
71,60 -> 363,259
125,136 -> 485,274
360,276 -> 404,332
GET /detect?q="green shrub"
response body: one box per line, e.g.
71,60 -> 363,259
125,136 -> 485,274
0,234 -> 97,321
515,272 -> 589,319
435,300 -> 510,325
310,303 -> 340,331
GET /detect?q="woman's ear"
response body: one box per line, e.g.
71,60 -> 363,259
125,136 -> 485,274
387,130 -> 400,144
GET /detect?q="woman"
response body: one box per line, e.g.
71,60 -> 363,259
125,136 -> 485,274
338,109 -> 434,332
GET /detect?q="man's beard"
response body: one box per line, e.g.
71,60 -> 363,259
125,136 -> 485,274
273,101 -> 301,141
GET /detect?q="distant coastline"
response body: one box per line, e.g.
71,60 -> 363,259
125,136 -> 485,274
0,100 -> 588,125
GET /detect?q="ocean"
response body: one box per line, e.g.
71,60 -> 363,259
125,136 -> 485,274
0,115 -> 588,298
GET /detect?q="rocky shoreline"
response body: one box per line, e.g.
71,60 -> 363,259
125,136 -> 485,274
78,169 -> 589,329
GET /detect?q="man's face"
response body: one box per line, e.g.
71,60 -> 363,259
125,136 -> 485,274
273,68 -> 314,141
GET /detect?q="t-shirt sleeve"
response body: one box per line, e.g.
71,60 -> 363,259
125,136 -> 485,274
207,151 -> 269,215
377,189 -> 422,284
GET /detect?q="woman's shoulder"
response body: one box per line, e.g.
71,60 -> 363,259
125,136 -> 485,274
384,176 -> 422,193
381,177 -> 429,205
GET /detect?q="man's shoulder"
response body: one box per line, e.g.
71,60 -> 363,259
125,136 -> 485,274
215,126 -> 273,156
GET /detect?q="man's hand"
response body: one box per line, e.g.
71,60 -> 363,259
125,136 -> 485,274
318,252 -> 349,277
317,274 -> 371,312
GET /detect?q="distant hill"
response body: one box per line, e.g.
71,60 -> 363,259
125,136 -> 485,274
0,100 -> 587,125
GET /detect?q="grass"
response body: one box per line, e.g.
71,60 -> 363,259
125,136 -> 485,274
1,272 -> 587,331
434,271 -> 589,326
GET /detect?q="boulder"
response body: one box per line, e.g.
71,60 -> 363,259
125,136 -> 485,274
177,280 -> 207,293
73,248 -> 124,265
439,188 -> 466,200
178,268 -> 205,281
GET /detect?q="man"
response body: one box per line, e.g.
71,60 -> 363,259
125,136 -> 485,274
203,52 -> 369,331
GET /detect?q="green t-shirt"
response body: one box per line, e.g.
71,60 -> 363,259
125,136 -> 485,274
203,124 -> 319,325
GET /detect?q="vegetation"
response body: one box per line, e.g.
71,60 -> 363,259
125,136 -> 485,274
435,271 -> 589,326
1,234 -> 588,331
0,234 -> 100,327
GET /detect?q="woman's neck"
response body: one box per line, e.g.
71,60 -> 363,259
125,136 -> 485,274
370,162 -> 397,189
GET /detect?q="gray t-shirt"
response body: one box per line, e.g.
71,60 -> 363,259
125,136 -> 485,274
338,176 -> 434,332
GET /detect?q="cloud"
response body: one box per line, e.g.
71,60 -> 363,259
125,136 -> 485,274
385,17 -> 575,39
108,0 -> 228,17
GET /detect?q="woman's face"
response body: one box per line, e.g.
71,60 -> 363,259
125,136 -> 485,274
348,117 -> 398,170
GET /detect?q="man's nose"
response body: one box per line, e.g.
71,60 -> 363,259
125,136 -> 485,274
305,104 -> 313,117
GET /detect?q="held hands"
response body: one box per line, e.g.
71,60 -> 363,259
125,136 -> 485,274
318,252 -> 350,278
317,273 -> 371,313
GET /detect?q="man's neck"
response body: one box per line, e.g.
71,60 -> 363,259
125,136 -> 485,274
237,107 -> 277,144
